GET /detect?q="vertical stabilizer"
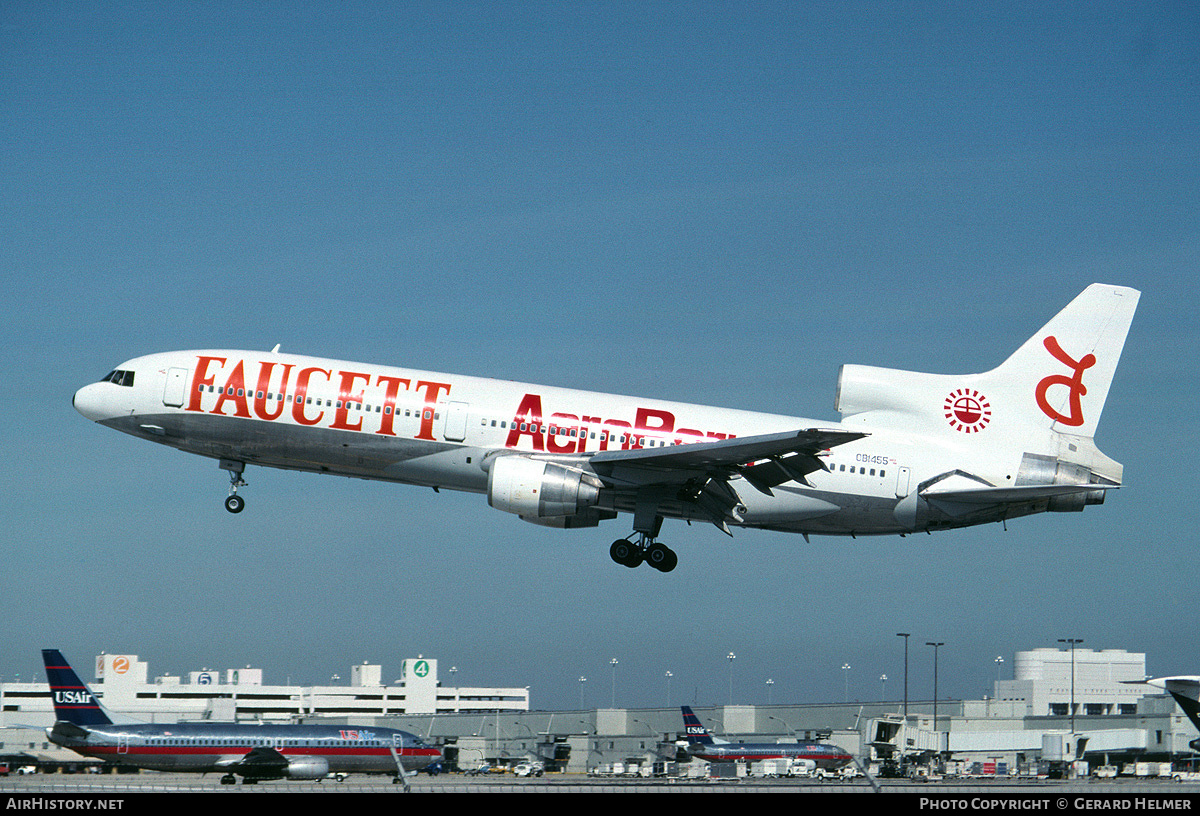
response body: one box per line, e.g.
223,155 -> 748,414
42,649 -> 113,727
985,283 -> 1139,439
680,705 -> 716,745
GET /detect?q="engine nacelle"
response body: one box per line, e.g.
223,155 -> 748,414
836,364 -> 933,419
487,456 -> 602,521
284,756 -> 330,780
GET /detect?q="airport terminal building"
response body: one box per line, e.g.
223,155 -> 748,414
1,645 -> 1196,776
1,653 -> 528,725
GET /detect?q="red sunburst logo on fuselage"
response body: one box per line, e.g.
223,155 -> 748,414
944,389 -> 992,433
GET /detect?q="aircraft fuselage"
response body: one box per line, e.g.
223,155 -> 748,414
75,348 -> 999,536
48,720 -> 439,777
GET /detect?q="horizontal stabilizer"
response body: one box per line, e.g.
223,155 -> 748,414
923,483 -> 1117,505
48,721 -> 91,741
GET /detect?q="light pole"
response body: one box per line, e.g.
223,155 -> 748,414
995,655 -> 1004,684
768,714 -> 796,738
880,674 -> 888,702
926,642 -> 944,741
727,653 -> 736,705
665,671 -> 673,707
766,678 -> 774,704
842,663 -> 852,703
578,676 -> 587,709
897,633 -> 910,718
1058,638 -> 1083,733
609,659 -> 619,708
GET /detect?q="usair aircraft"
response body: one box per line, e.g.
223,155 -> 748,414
679,705 -> 852,771
41,649 -> 441,785
72,284 -> 1138,573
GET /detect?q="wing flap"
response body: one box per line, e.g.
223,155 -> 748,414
583,427 -> 864,533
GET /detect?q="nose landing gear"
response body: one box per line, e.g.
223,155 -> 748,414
220,460 -> 246,514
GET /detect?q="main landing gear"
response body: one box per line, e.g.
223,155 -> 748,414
610,535 -> 678,573
220,459 -> 246,514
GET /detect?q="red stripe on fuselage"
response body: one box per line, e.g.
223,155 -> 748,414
81,745 -> 439,758
84,744 -> 439,758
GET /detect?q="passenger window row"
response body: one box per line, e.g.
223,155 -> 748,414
196,383 -> 432,418
831,463 -> 885,478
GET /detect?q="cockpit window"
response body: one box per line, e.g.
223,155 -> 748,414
101,370 -> 135,387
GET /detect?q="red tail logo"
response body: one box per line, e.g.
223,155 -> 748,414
1035,336 -> 1095,427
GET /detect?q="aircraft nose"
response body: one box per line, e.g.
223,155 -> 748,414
73,382 -> 111,422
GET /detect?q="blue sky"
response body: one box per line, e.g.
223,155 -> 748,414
1,2 -> 1198,712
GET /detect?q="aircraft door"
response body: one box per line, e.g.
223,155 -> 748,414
442,401 -> 469,442
118,734 -> 129,755
892,466 -> 925,531
163,368 -> 189,408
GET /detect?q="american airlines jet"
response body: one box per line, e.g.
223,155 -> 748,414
73,284 -> 1138,573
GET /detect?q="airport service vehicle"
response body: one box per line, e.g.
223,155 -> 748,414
41,650 -> 440,785
679,705 -> 853,769
72,284 -> 1138,573
750,757 -> 815,777
512,761 -> 544,777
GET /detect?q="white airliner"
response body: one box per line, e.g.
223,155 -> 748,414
73,284 -> 1138,573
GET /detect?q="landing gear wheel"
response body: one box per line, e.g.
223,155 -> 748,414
221,461 -> 248,514
645,542 -> 678,573
609,539 -> 642,568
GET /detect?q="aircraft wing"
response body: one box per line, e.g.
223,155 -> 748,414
582,428 -> 864,531
216,745 -> 289,772
1127,677 -> 1200,695
587,428 -> 865,492
1134,678 -> 1200,737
